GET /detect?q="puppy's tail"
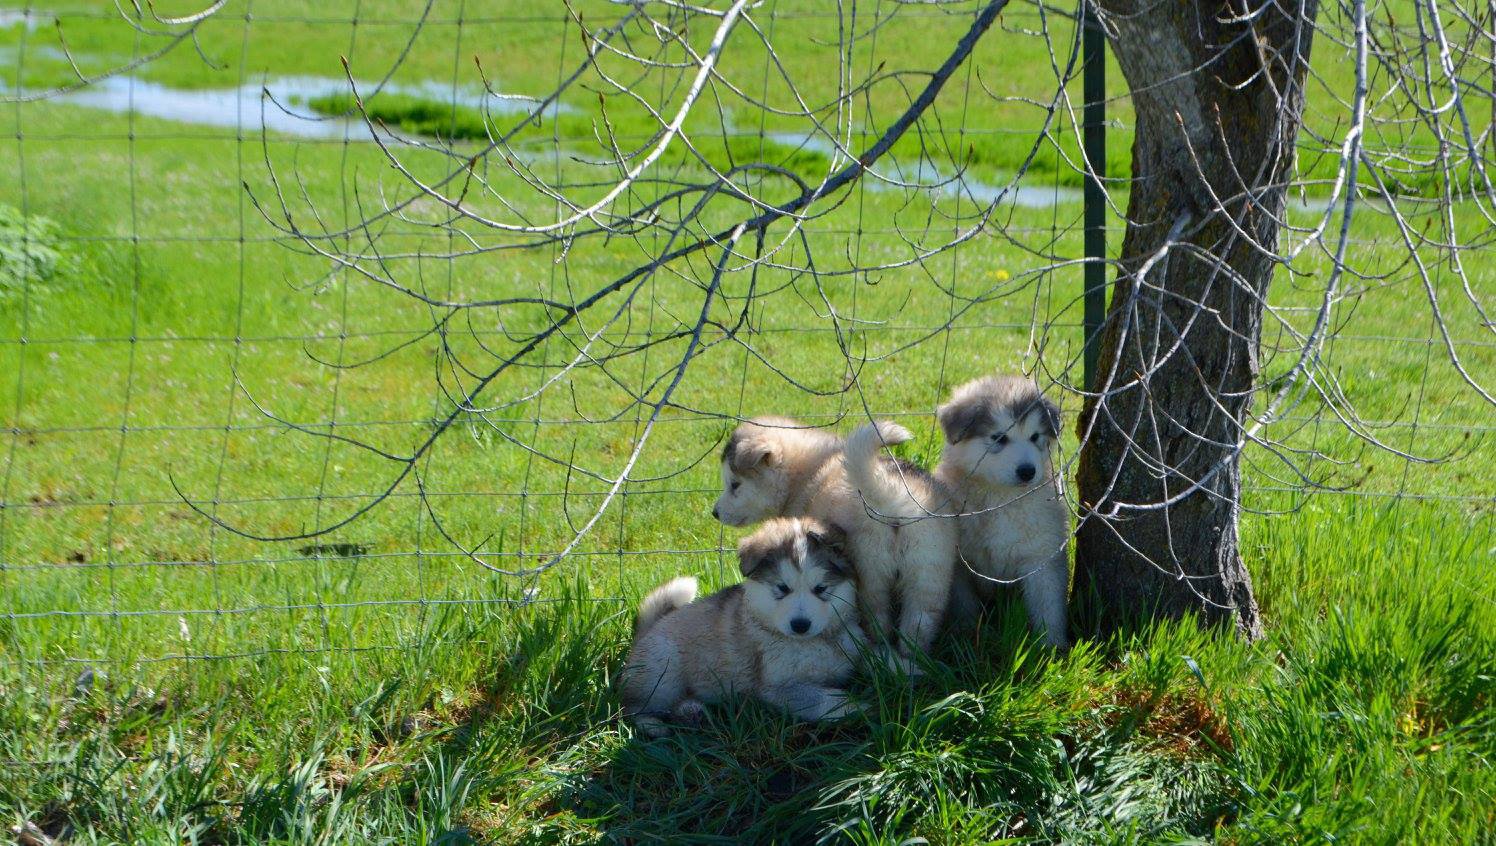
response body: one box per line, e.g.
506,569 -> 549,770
844,421 -> 916,520
635,576 -> 697,636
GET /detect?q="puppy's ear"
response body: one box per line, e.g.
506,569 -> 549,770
806,522 -> 853,577
1035,395 -> 1061,438
805,521 -> 848,556
937,396 -> 991,443
736,534 -> 773,579
724,430 -> 777,473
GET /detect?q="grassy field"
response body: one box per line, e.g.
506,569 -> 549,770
1,1 -> 1493,843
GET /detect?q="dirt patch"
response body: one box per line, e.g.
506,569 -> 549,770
1110,686 -> 1234,757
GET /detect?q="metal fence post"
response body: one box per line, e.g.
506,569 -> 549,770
1082,0 -> 1107,391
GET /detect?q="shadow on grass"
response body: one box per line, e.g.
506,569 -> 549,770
553,597 -> 1234,843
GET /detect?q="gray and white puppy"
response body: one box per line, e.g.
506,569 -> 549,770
711,418 -> 956,669
619,517 -> 868,738
934,375 -> 1070,647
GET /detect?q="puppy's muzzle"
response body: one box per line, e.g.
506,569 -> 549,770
1016,463 -> 1036,483
789,617 -> 811,635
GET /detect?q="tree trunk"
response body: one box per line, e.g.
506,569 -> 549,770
1073,0 -> 1320,639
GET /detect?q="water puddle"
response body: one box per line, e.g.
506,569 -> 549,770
737,117 -> 1082,209
16,70 -> 1083,207
879,157 -> 1083,209
0,9 -> 50,31
55,75 -> 370,139
0,44 -> 68,63
9,74 -> 563,140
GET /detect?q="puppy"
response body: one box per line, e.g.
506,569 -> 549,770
619,517 -> 867,738
712,416 -> 956,666
934,375 -> 1070,647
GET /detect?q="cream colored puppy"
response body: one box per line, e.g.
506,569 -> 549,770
935,375 -> 1070,647
711,417 -> 956,666
619,517 -> 867,738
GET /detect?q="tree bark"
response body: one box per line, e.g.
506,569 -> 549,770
1074,0 -> 1320,639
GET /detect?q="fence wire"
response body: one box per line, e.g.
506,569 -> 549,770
0,0 -> 1492,677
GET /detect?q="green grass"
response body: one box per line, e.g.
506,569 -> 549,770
302,91 -> 500,141
0,203 -> 67,297
299,91 -> 837,179
0,1 -> 1493,842
3,502 -> 1491,842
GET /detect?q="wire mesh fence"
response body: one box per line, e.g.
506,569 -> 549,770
0,0 -> 1491,682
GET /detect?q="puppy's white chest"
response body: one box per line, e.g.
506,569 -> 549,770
962,493 -> 1060,576
759,637 -> 851,686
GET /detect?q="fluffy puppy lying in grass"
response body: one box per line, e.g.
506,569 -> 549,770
711,417 -> 956,670
935,375 -> 1071,648
619,517 -> 867,738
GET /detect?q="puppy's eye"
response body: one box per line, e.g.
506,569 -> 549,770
1030,433 -> 1041,444
812,584 -> 827,598
991,434 -> 1009,445
775,583 -> 790,597
730,481 -> 741,493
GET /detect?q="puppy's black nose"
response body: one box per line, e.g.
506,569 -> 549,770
790,617 -> 811,635
712,506 -> 720,519
1016,463 -> 1036,483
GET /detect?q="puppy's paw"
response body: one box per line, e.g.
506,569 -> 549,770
673,698 -> 707,725
873,420 -> 913,446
